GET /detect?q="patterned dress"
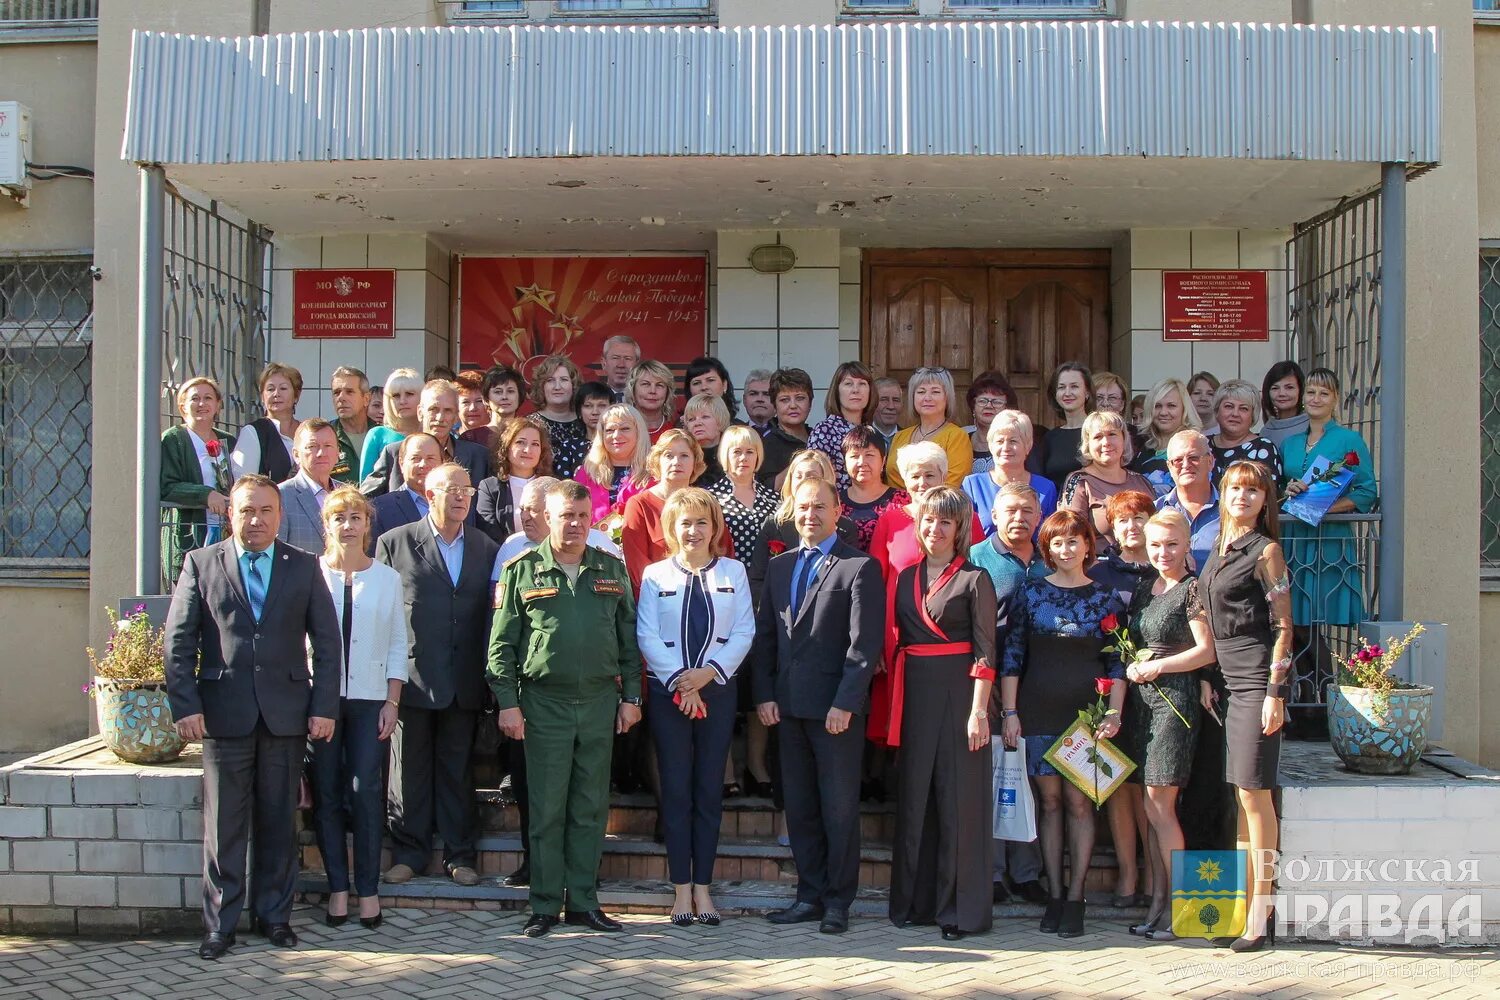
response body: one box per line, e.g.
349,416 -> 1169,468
1000,578 -> 1125,777
1122,577 -> 1203,787
1211,435 -> 1283,489
537,415 -> 590,482
807,414 -> 858,492
705,476 -> 779,572
840,486 -> 909,553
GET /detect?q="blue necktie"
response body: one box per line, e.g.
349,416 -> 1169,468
791,548 -> 818,619
245,551 -> 267,621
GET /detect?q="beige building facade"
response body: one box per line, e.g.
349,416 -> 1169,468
0,0 -> 1495,766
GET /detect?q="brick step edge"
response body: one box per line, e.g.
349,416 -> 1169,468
475,789 -> 897,814
296,873 -> 1152,921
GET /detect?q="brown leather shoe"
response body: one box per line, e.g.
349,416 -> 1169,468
383,863 -> 416,884
450,865 -> 480,887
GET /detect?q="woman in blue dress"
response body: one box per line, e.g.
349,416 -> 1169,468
1279,368 -> 1378,627
999,508 -> 1126,941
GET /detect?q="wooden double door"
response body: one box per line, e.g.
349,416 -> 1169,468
863,249 -> 1111,429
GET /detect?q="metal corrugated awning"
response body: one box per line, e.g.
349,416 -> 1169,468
121,19 -> 1441,167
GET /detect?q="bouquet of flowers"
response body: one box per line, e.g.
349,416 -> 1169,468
84,605 -> 167,695
1100,613 -> 1192,728
1337,622 -> 1426,715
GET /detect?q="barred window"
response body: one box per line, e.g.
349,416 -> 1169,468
1482,249 -> 1500,571
0,254 -> 92,562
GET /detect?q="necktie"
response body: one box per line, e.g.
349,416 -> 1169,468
791,548 -> 818,619
245,551 -> 267,621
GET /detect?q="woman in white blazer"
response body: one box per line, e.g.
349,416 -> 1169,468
636,487 -> 755,927
309,487 -> 408,931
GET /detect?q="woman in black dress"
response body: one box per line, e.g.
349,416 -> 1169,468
1197,460 -> 1292,953
888,488 -> 997,941
1123,509 -> 1216,941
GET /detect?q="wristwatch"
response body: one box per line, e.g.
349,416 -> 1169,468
1001,709 -> 1018,718
620,696 -> 643,707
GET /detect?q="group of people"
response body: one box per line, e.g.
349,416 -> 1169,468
162,336 -> 1375,959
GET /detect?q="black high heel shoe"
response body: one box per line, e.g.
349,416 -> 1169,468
1230,909 -> 1277,953
1039,899 -> 1064,934
325,911 -> 348,928
359,912 -> 383,930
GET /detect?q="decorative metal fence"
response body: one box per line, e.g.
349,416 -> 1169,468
156,187 -> 272,589
0,0 -> 97,26
0,253 -> 93,566
1283,188 -> 1384,708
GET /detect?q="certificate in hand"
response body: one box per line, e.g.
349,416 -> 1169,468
1043,719 -> 1136,806
1282,454 -> 1356,527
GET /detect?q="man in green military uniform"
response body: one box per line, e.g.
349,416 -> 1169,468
488,478 -> 642,938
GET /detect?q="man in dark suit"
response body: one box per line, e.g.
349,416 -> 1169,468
368,432 -> 443,547
752,477 -> 883,934
376,462 -> 500,888
276,418 -> 339,554
361,380 -> 492,498
165,474 -> 341,960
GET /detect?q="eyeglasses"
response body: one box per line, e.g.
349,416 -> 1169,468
974,396 -> 1007,408
1168,453 -> 1208,468
433,486 -> 478,498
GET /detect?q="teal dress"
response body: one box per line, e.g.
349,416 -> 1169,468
1279,422 -> 1377,627
358,425 -> 407,481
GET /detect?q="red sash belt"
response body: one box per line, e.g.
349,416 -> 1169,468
888,641 -> 972,747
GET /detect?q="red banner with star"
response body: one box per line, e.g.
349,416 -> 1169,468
457,256 -> 708,380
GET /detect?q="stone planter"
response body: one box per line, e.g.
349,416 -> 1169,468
92,676 -> 184,764
1326,683 -> 1433,775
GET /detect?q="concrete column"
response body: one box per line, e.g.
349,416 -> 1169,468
714,229 -> 842,392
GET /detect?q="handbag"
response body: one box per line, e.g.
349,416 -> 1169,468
992,737 -> 1037,843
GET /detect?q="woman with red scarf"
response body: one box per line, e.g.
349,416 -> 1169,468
886,488 -> 997,942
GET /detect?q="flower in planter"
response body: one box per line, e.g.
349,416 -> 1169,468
1337,623 -> 1426,715
85,607 -> 168,687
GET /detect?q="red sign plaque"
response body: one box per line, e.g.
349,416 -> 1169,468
292,269 -> 396,339
457,256 -> 707,378
1163,270 -> 1270,342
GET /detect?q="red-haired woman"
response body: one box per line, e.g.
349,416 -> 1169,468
998,508 -> 1127,940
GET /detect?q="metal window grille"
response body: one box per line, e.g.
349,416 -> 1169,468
159,188 -> 272,434
156,187 -> 272,590
554,1 -> 711,13
1481,249 -> 1500,571
0,253 -> 92,564
1282,189 -> 1384,707
0,0 -> 97,25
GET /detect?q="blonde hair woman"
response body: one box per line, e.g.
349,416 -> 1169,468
636,486 -> 755,927
578,403 -> 652,523
884,367 -> 971,491
310,487 -> 408,930
1061,410 -> 1153,548
961,410 -> 1059,537
705,425 -> 777,568
682,393 -> 732,484
231,361 -> 304,482
359,367 -> 424,480
747,448 -> 856,601
1209,379 -> 1282,487
161,376 -> 235,581
1132,377 -> 1202,496
621,428 -> 705,595
626,359 -> 678,441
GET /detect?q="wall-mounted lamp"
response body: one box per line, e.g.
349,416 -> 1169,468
748,243 -> 797,274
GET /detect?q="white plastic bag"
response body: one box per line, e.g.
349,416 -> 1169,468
992,737 -> 1037,842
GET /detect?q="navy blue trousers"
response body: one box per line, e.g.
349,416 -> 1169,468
648,677 -> 737,886
310,698 -> 386,897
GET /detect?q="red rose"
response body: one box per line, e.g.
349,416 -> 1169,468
204,439 -> 222,458
1100,613 -> 1120,634
1343,451 -> 1359,467
1095,677 -> 1114,696
767,539 -> 787,556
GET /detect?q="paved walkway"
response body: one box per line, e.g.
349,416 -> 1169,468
1,907 -> 1495,999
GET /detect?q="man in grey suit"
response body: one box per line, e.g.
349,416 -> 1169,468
361,380 -> 493,500
165,474 -> 341,960
376,462 -> 500,888
753,478 -> 883,935
276,418 -> 340,553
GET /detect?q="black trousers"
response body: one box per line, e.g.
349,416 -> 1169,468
387,704 -> 478,871
648,677 -> 738,886
310,698 -> 386,897
200,719 -> 303,934
504,734 -> 531,858
778,713 -> 866,910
